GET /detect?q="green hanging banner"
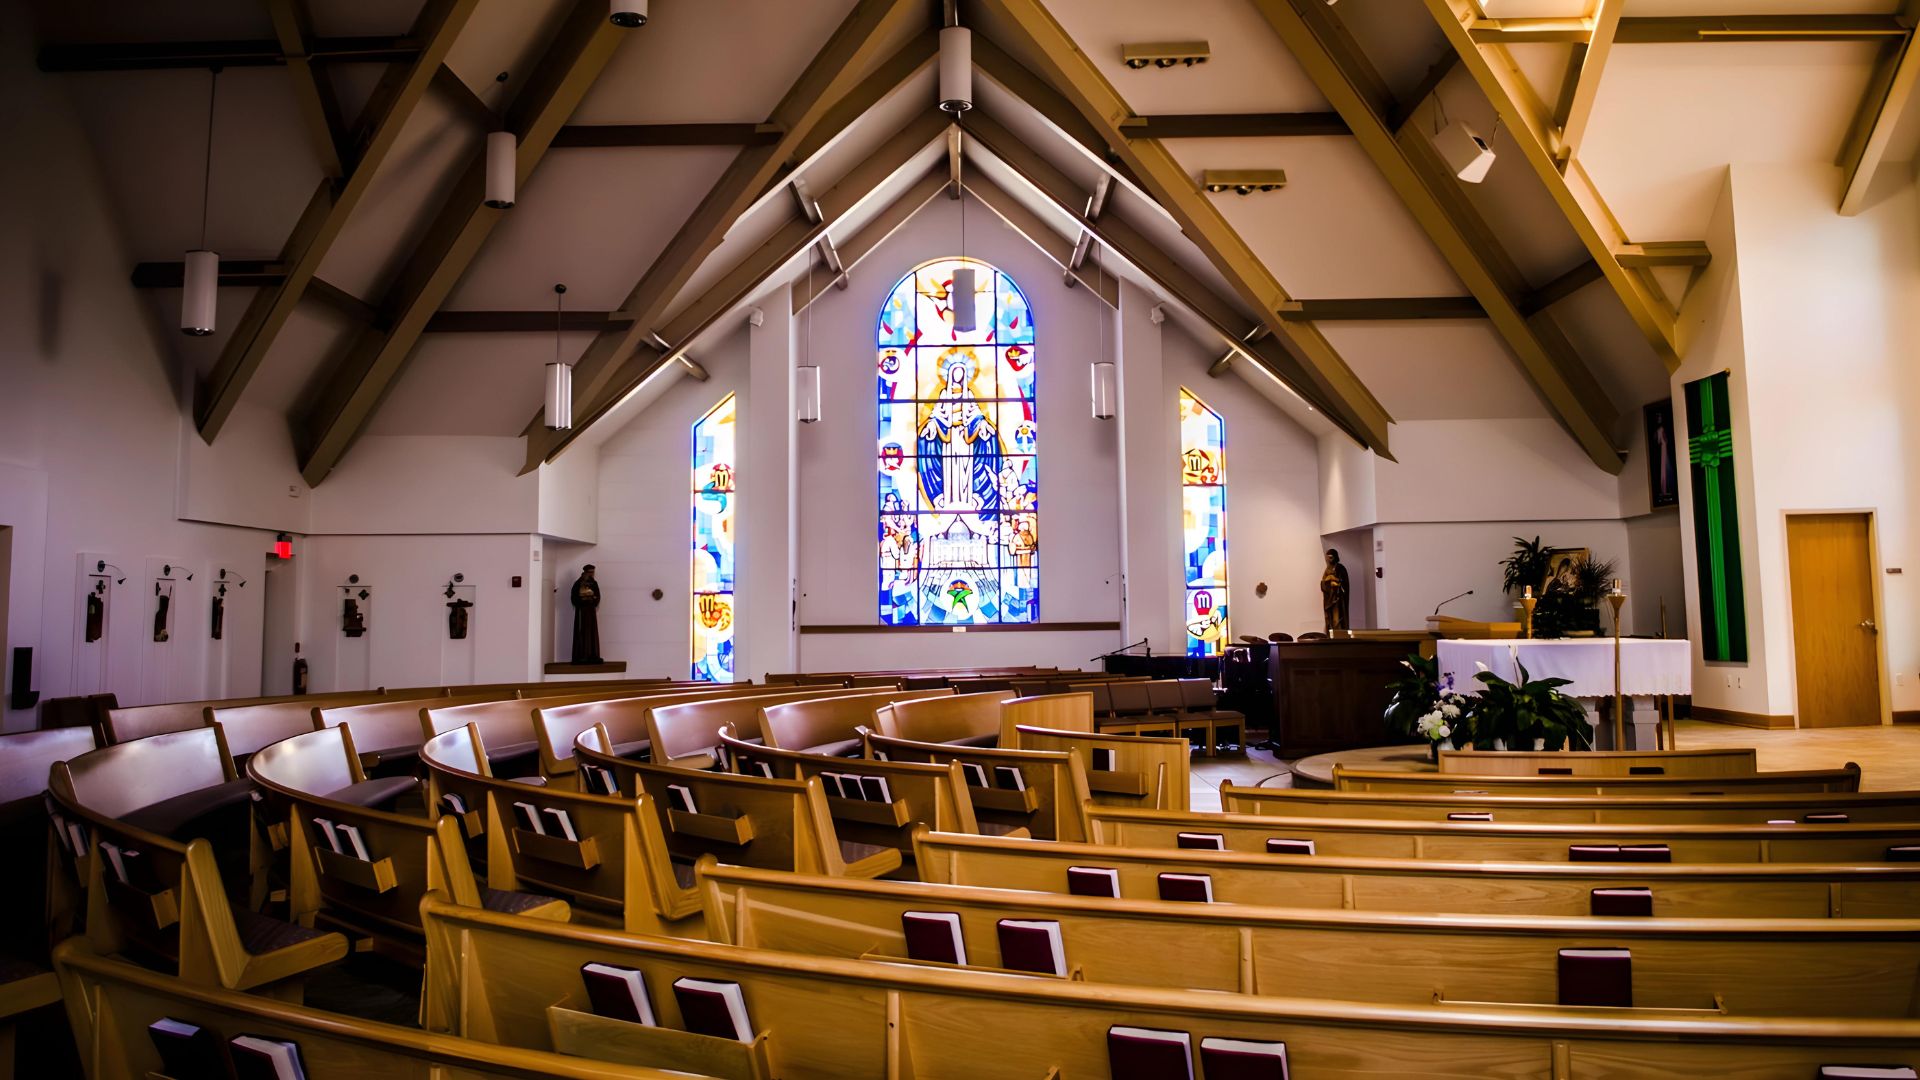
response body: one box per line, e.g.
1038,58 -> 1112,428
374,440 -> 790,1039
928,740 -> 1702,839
1684,371 -> 1747,663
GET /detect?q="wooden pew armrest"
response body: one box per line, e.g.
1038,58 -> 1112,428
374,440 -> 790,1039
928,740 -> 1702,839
548,1002 -> 775,1080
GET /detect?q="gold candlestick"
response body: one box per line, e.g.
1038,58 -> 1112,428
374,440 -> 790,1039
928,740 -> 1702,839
1520,594 -> 1538,639
1606,586 -> 1627,751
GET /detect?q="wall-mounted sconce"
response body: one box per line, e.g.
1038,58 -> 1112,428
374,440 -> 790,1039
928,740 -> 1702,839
95,560 -> 126,584
444,572 -> 466,599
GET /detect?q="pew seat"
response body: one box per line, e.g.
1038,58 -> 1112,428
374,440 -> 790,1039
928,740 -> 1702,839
319,774 -> 420,810
118,778 -> 257,839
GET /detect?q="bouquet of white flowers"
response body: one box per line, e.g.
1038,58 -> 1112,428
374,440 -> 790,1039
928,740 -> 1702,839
1414,687 -> 1468,743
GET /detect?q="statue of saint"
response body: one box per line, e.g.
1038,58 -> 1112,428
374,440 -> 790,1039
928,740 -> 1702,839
1320,548 -> 1350,634
569,565 -> 603,664
447,596 -> 473,640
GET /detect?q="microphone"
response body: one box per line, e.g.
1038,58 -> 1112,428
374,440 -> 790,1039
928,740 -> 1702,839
1432,589 -> 1474,616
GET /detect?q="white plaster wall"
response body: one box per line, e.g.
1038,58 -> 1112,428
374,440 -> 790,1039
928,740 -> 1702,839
1374,419 -> 1624,523
308,436 -> 539,535
1373,519 -> 1633,631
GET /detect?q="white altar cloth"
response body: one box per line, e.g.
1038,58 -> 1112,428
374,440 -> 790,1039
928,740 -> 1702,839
1436,638 -> 1692,699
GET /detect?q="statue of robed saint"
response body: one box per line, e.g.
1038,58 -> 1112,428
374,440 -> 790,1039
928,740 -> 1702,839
569,565 -> 603,664
1321,548 -> 1350,634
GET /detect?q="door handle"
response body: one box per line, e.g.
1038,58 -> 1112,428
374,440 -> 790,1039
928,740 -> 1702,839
1860,619 -> 1879,633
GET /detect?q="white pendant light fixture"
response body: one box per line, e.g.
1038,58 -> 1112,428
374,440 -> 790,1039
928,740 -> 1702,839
939,26 -> 973,113
610,0 -> 648,28
182,68 -> 220,336
798,256 -> 821,423
1091,244 -> 1115,419
545,284 -> 573,429
951,145 -> 978,333
484,130 -> 517,209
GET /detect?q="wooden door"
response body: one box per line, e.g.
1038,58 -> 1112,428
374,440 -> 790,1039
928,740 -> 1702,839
1786,513 -> 1882,727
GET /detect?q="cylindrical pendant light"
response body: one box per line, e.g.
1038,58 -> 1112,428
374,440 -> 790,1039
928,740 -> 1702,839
610,0 -> 648,28
951,265 -> 977,332
1091,361 -> 1116,420
545,284 -> 573,429
939,26 -> 973,113
797,365 -> 821,424
183,69 -> 220,336
484,130 -> 517,209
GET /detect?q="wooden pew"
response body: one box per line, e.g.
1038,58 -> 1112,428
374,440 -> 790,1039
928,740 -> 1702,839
1220,782 -> 1920,824
646,688 -> 882,770
572,743 -> 902,880
0,727 -> 95,1069
758,688 -> 953,756
55,941 -> 703,1080
879,690 -> 1007,746
419,693 -> 553,779
1083,804 -> 1920,864
1013,724 -> 1191,812
102,690 -> 382,745
1439,747 -> 1759,778
912,828 -> 1920,918
694,859 -> 1920,1017
532,685 -> 771,778
1000,691 -> 1093,734
862,730 -> 1092,842
249,727 -> 566,949
47,763 -> 346,993
420,896 -> 1920,1079
1335,762 -> 1864,795
719,727 -> 990,866
318,691 -> 509,777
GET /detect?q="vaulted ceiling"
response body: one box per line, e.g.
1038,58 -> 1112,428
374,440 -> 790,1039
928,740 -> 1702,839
34,0 -> 1920,484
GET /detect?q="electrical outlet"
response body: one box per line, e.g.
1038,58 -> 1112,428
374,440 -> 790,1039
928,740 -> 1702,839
1898,672 -> 1907,687
1724,673 -> 1733,688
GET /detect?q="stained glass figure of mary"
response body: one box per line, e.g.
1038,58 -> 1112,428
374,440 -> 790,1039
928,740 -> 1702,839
917,347 -> 1001,519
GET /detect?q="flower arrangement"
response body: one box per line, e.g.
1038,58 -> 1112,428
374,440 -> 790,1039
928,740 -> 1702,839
1385,653 -> 1468,746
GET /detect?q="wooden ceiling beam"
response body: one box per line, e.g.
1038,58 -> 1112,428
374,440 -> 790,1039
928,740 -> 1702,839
793,166 -> 951,315
432,63 -> 499,129
1254,0 -> 1621,474
525,0 -> 926,445
963,110 -> 1335,425
193,0 -> 478,444
1615,16 -> 1908,44
1278,297 -> 1483,321
266,0 -> 349,179
423,311 -> 631,333
1520,258 -> 1603,316
1423,0 -> 1682,369
37,36 -> 420,71
974,0 -> 1393,457
294,0 -> 624,486
551,123 -> 784,147
1838,5 -> 1920,215
1468,17 -> 1593,44
1613,241 -> 1710,268
1121,112 -> 1349,138
1549,0 -> 1621,163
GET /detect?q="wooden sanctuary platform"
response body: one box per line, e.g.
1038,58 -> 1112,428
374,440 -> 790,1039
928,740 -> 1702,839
1289,744 -> 1434,787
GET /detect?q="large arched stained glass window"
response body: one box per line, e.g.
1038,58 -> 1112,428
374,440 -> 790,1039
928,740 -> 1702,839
1180,388 -> 1228,656
692,394 -> 736,681
877,257 -> 1038,626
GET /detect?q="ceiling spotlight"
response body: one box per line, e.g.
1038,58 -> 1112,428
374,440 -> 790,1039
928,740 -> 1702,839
1121,41 -> 1210,70
1435,118 -> 1496,183
1201,169 -> 1287,195
610,0 -> 647,27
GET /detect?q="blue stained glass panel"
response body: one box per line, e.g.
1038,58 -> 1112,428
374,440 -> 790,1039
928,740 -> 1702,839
1179,389 -> 1228,657
691,395 -> 737,681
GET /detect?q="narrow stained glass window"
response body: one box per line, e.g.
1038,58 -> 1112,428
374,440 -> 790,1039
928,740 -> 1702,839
1180,389 -> 1228,657
692,394 -> 736,681
877,257 -> 1038,626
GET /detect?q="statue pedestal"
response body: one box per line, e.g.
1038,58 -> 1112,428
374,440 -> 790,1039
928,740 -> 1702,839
544,660 -> 629,678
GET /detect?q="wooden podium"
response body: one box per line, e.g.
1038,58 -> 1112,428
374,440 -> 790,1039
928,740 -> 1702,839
1426,615 -> 1522,639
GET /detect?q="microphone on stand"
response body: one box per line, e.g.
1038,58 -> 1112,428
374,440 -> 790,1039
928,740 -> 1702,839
1432,589 -> 1474,616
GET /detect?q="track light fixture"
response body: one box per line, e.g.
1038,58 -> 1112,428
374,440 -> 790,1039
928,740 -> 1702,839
610,0 -> 648,27
1201,170 -> 1287,196
1121,41 -> 1210,69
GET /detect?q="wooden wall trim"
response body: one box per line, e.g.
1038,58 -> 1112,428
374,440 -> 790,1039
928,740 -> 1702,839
1691,705 -> 1796,730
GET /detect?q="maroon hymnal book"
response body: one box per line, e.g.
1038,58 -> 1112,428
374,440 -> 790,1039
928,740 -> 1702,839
1105,1026 -> 1193,1080
819,773 -> 851,800
311,817 -> 342,855
901,911 -> 967,965
149,1017 -> 235,1079
1264,838 -> 1314,856
1886,845 -> 1920,863
1558,947 -> 1632,1007
1618,844 -> 1671,863
1817,1067 -> 1918,1079
1447,812 -> 1493,822
1568,844 -> 1619,862
1590,887 -> 1653,917
1198,1037 -> 1289,1080
1176,832 -> 1225,851
512,801 -> 545,835
337,823 -> 371,861
1804,812 -> 1851,824
581,962 -> 656,1025
1091,748 -> 1116,772
583,766 -> 620,796
858,775 -> 892,802
996,919 -> 1066,976
743,760 -> 774,779
1157,872 -> 1213,903
230,1034 -> 308,1080
961,762 -> 990,788
542,807 -> 579,841
665,783 -> 697,814
992,766 -> 1026,792
1066,865 -> 1120,898
1766,818 -> 1795,826
440,793 -> 468,816
671,977 -> 753,1042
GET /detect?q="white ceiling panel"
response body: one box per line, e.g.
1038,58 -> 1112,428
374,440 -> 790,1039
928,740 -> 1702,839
1037,0 -> 1332,114
366,330 -> 599,435
1324,320 -> 1548,420
316,92 -> 480,298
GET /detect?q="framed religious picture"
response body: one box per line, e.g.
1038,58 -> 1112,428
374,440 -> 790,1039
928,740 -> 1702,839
1643,398 -> 1679,509
1540,547 -> 1590,597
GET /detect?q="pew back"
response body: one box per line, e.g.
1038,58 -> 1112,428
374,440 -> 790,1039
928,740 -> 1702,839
913,829 -> 1920,918
720,728 -> 983,856
863,731 -> 1092,842
1219,782 -> 1920,824
207,700 -> 330,762
1014,724 -> 1191,811
879,691 -> 1007,745
1438,747 -> 1759,777
100,690 -> 378,745
534,684 -> 769,775
1084,804 -> 1920,864
647,689 -> 881,768
1335,762 -> 1865,794
317,692 -> 487,761
695,860 -> 1920,1017
758,688 -> 953,755
420,898 -> 1920,1080
0,726 -> 96,804
59,726 -> 236,820
1000,692 -> 1094,734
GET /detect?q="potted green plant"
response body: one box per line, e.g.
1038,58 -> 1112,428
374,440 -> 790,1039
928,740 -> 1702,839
1500,537 -> 1618,637
1468,661 -> 1592,751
